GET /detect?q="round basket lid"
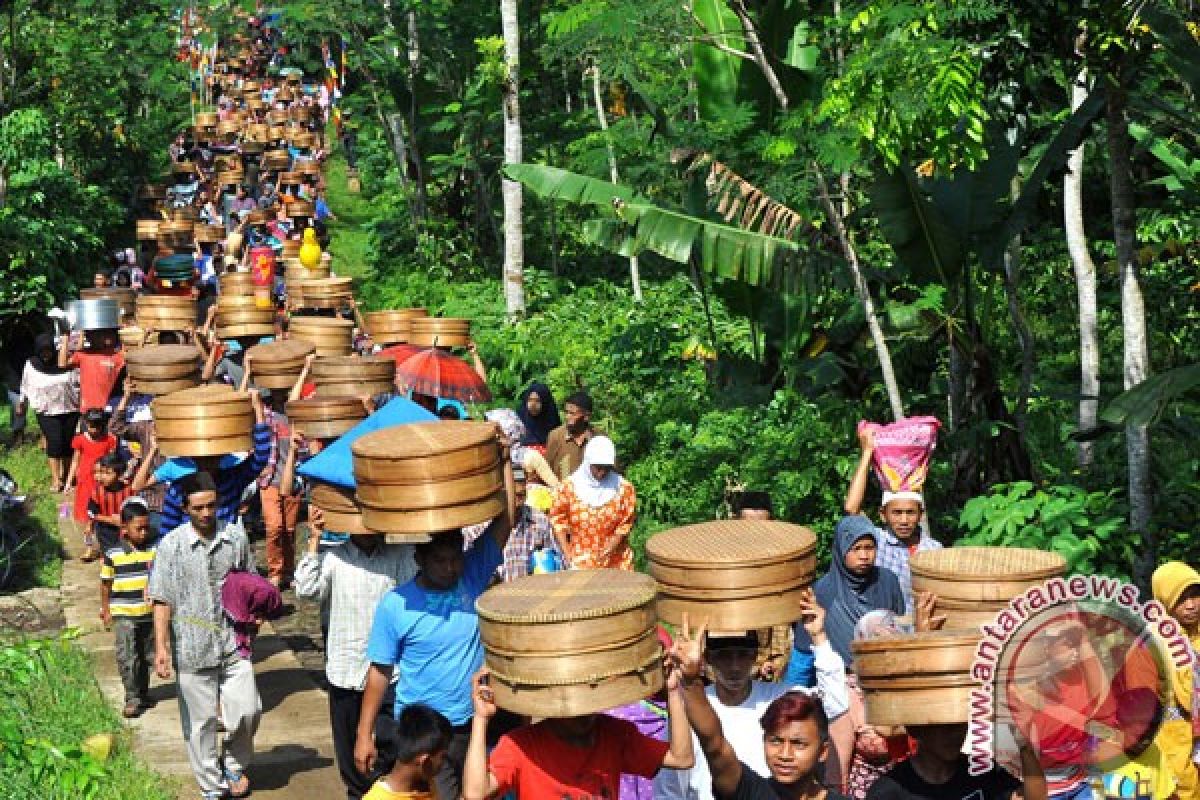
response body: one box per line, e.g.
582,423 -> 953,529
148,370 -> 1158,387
126,345 -> 202,366
248,339 -> 315,362
153,384 -> 242,408
645,520 -> 817,568
476,570 -> 657,624
909,547 -> 1066,581
851,629 -> 981,658
286,396 -> 367,419
353,421 -> 496,461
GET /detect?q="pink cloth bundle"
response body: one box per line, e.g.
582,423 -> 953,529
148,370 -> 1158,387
857,416 -> 941,492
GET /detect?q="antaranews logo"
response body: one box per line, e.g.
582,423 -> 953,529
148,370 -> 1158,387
968,575 -> 1191,786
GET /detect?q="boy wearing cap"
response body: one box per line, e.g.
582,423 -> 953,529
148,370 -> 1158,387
844,427 -> 941,616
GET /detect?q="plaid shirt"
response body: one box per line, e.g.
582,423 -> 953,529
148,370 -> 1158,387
257,408 -> 291,490
498,505 -> 558,582
874,522 -> 942,617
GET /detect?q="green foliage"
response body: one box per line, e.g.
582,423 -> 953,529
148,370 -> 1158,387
0,634 -> 175,799
958,482 -> 1132,579
0,407 -> 63,589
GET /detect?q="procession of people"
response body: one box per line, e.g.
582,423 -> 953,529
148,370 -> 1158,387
9,6 -> 1200,800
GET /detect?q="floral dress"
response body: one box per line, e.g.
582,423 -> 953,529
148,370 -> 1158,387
547,479 -> 637,570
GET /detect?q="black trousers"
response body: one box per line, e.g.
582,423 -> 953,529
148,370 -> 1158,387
328,685 -> 374,800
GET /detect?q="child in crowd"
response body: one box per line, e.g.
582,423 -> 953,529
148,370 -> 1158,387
58,328 -> 125,414
99,499 -> 158,718
362,704 -> 453,800
88,452 -> 135,553
67,409 -> 118,560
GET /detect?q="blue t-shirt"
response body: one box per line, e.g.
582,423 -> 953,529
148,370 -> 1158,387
365,533 -> 502,725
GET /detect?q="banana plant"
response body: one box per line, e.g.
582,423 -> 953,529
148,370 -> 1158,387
504,163 -> 802,286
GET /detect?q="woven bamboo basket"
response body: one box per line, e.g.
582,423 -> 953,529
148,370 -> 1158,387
911,547 -> 1067,631
152,385 -> 254,457
195,224 -> 226,244
80,288 -> 136,321
126,345 -> 203,396
364,309 -> 427,345
288,316 -> 354,356
268,125 -> 289,143
245,209 -> 269,227
291,106 -> 315,123
158,220 -> 194,249
408,317 -> 471,348
217,170 -> 244,188
476,570 -> 663,717
168,206 -> 198,222
195,111 -> 219,128
216,295 -> 261,311
853,631 -> 980,726
286,396 -> 368,440
309,481 -> 374,536
352,421 -> 506,534
220,272 -> 256,296
263,149 -> 290,170
297,278 -> 352,309
216,307 -> 275,339
136,219 -> 161,241
136,295 -> 197,332
267,110 -> 290,125
291,131 -> 318,149
240,140 -> 266,156
646,520 -> 818,629
281,239 -> 302,260
311,355 -> 396,398
284,263 -> 330,283
119,327 -> 147,350
242,80 -> 260,94
297,161 -> 322,176
246,339 -> 314,389
279,171 -> 301,188
245,96 -> 265,111
217,120 -> 240,137
288,200 -> 315,219
170,161 -> 197,177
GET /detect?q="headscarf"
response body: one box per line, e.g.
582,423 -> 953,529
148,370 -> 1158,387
516,382 -> 560,446
1151,561 -> 1200,732
808,515 -> 906,666
221,570 -> 283,659
485,408 -> 527,467
29,333 -> 69,375
569,435 -> 622,508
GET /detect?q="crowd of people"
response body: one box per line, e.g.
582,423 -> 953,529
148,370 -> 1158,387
6,6 -> 1200,800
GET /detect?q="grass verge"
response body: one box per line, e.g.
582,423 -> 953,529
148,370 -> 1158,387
322,147 -> 373,281
0,633 -> 177,800
0,409 -> 63,590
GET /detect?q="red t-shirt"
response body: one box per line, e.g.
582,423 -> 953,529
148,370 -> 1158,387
71,350 -> 125,412
488,716 -> 669,800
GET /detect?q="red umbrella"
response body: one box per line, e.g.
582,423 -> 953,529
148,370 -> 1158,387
394,347 -> 491,403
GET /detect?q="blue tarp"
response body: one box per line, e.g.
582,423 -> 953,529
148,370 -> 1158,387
297,395 -> 437,489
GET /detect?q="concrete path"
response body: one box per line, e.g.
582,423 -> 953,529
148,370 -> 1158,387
58,511 -> 344,799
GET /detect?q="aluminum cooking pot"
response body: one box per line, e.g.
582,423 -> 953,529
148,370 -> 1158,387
67,298 -> 121,332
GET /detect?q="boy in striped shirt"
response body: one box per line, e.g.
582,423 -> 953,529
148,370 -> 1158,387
100,499 -> 158,718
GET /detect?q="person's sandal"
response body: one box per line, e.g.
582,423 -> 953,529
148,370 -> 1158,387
224,768 -> 251,798
122,702 -> 143,718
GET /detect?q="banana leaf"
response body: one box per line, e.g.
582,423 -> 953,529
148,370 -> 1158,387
1100,364 -> 1200,428
506,163 -> 798,286
692,0 -> 746,121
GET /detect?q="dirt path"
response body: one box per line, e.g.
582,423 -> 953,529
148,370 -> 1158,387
58,511 -> 345,799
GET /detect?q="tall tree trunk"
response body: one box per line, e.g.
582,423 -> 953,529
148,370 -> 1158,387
587,65 -> 642,302
1106,84 -> 1154,587
500,0 -> 525,318
1002,175 -> 1034,439
1065,70 -> 1099,471
815,168 -> 905,421
405,9 -> 428,224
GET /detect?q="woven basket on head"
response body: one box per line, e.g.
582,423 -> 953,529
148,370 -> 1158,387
352,421 -> 505,534
125,345 -> 203,396
853,630 -> 980,726
364,309 -> 428,345
216,307 -> 275,339
136,295 -> 196,333
408,317 -> 470,348
152,385 -> 254,457
311,355 -> 396,398
646,520 -> 817,629
911,547 -> 1067,631
288,315 -> 354,357
246,339 -> 314,389
220,271 -> 256,296
286,396 -> 368,440
476,570 -> 662,717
